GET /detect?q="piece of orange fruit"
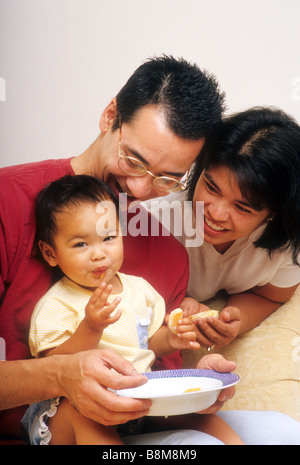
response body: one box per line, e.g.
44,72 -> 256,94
189,310 -> 219,321
184,387 -> 202,393
168,308 -> 219,334
168,308 -> 184,334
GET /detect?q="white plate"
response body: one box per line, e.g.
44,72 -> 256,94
115,369 -> 240,416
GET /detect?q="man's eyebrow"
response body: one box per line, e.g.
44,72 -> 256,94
122,143 -> 186,178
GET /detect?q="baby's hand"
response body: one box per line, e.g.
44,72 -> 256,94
165,314 -> 200,351
180,297 -> 211,317
84,282 -> 122,332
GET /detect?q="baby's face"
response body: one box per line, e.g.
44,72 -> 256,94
49,200 -> 123,291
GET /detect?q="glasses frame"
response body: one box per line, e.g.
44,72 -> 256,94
117,122 -> 189,193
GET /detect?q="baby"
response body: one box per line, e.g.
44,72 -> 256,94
22,174 -> 242,445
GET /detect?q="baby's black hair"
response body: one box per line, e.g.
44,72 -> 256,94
35,174 -> 119,249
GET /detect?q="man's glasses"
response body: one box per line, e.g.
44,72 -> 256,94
118,124 -> 189,193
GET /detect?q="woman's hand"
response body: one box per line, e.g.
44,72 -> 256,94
194,306 -> 242,349
195,354 -> 237,414
180,297 -> 242,349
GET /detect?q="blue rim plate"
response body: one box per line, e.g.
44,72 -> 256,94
143,369 -> 239,392
116,369 -> 239,399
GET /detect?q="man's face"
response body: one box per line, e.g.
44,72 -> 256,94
100,103 -> 205,202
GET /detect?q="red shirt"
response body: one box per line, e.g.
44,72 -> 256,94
0,158 -> 189,440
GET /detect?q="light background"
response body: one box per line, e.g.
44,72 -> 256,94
1,0 -> 299,168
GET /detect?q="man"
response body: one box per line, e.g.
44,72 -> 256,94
73,55 -> 224,202
0,55 -> 231,444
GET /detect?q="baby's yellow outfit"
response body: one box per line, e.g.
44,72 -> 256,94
29,272 -> 165,373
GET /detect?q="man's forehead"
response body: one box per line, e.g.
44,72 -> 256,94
120,110 -> 204,172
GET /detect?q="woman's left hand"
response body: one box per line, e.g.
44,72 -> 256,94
194,306 -> 242,349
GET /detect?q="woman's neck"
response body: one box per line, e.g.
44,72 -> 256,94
213,241 -> 235,254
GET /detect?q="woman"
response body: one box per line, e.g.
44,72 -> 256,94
143,106 -> 300,443
180,106 -> 300,349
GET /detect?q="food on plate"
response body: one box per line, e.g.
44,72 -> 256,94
168,308 -> 219,334
184,387 -> 202,393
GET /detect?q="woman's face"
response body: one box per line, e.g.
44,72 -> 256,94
193,165 -> 271,252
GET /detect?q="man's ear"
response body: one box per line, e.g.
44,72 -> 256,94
99,97 -> 118,133
39,241 -> 58,267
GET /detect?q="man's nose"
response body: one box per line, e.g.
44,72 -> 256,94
126,174 -> 155,199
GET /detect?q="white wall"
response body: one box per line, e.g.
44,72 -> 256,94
1,0 -> 299,168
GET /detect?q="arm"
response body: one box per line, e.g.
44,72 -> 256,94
149,322 -> 200,358
40,283 -> 122,357
185,283 -> 298,348
0,349 -> 151,425
225,283 -> 298,333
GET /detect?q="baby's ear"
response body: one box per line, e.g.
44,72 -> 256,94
39,240 -> 58,267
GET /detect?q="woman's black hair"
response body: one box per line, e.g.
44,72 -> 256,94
188,107 -> 300,265
35,174 -> 119,249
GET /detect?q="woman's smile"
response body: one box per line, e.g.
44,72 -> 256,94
204,215 -> 227,232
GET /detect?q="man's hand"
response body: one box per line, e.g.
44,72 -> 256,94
58,348 -> 151,425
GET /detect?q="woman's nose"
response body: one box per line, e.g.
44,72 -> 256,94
207,199 -> 230,221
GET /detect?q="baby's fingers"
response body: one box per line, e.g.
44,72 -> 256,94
106,306 -> 122,324
88,283 -> 112,307
95,283 -> 114,306
100,297 -> 122,319
177,329 -> 197,341
176,331 -> 201,350
174,318 -> 195,334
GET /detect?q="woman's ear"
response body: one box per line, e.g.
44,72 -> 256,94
39,240 -> 58,267
99,98 -> 118,133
